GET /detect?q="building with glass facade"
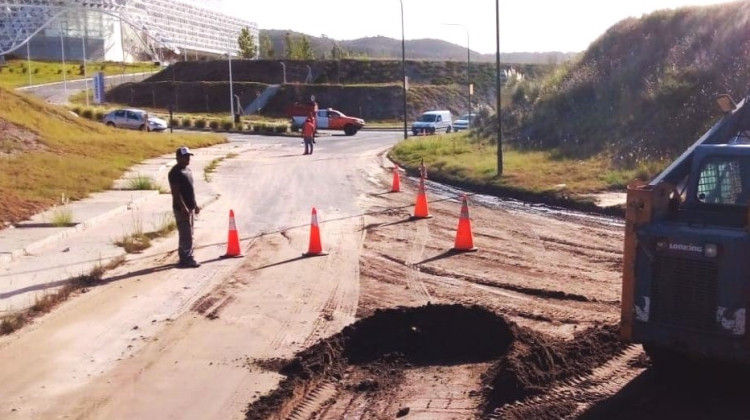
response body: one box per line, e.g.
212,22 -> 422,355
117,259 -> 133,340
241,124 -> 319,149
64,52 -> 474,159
0,0 -> 258,62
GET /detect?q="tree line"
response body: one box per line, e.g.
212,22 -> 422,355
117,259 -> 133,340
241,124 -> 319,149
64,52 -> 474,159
237,28 -> 351,60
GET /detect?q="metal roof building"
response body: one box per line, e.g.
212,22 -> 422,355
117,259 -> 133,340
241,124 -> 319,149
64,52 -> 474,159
0,0 -> 258,62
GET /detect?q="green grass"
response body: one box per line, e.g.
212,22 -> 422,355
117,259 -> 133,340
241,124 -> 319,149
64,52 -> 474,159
127,174 -> 158,190
0,86 -> 226,225
0,59 -> 159,88
390,132 -> 649,198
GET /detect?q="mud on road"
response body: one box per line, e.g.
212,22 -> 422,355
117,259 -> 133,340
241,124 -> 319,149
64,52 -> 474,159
236,171 -> 750,419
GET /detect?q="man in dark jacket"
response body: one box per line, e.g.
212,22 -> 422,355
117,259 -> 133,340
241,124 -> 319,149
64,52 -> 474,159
169,146 -> 201,268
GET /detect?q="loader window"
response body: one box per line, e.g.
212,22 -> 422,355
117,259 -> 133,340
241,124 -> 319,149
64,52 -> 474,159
696,157 -> 745,205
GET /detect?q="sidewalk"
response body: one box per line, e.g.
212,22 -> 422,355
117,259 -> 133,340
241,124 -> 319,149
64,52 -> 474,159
0,142 -> 244,314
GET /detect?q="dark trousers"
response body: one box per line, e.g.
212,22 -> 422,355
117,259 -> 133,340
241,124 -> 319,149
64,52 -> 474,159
304,137 -> 314,154
174,210 -> 194,262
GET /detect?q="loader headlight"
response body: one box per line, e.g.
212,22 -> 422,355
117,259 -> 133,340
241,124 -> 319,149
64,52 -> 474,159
704,243 -> 718,258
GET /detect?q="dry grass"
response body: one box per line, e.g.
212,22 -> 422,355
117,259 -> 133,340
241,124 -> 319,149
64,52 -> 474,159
0,86 -> 226,225
0,256 -> 125,335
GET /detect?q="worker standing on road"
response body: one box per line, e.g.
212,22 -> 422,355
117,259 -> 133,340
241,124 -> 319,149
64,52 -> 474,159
302,116 -> 315,155
169,146 -> 201,268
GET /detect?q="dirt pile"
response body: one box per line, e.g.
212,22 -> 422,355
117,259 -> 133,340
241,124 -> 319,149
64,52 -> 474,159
243,304 -> 624,419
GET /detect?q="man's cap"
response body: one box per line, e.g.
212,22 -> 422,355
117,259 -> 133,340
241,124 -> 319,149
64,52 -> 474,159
176,146 -> 194,157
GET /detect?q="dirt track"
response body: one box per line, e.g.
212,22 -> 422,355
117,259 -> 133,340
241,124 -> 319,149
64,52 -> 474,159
2,133 -> 748,419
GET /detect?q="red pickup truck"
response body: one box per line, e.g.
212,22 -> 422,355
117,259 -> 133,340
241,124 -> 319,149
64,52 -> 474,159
287,102 -> 365,136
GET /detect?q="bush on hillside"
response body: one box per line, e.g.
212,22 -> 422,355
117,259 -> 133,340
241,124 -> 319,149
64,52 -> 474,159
194,118 -> 207,129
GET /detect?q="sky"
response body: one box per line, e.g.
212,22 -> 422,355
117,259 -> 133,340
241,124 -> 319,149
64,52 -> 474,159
222,0 -> 734,54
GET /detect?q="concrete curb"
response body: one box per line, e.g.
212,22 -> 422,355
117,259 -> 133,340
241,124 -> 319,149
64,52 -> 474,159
0,190 -> 159,265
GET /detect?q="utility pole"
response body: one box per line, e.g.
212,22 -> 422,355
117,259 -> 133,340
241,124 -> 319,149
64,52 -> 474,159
496,0 -> 503,175
400,0 -> 407,139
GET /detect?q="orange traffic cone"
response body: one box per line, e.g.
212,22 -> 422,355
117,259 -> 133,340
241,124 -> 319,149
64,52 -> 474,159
411,177 -> 432,219
303,207 -> 328,256
391,164 -> 401,192
453,194 -> 477,252
220,209 -> 243,258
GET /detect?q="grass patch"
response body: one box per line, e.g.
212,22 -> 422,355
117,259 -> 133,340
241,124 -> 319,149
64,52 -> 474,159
390,132 -> 648,197
114,212 -> 176,253
127,174 -> 158,190
204,157 -> 224,182
0,59 -> 159,89
0,256 -> 125,335
204,153 -> 239,182
49,205 -> 73,226
0,86 -> 226,225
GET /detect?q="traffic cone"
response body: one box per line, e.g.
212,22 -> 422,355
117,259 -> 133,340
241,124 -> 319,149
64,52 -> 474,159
391,164 -> 401,192
303,207 -> 328,256
220,209 -> 243,258
453,194 -> 477,252
411,177 -> 432,219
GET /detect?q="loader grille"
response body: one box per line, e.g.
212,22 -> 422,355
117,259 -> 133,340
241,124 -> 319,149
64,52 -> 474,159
650,256 -> 718,331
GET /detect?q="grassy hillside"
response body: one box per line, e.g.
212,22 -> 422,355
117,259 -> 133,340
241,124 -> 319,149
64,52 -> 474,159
500,2 -> 750,172
117,59 -> 552,119
0,86 -> 225,225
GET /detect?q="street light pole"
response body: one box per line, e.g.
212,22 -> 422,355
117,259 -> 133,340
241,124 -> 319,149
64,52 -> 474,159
60,16 -> 67,94
496,0 -> 503,175
228,45 -> 235,121
400,0 -> 407,139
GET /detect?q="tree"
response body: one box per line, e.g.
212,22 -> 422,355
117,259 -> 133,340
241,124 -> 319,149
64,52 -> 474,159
330,42 -> 348,59
237,27 -> 257,59
284,32 -> 299,59
298,36 -> 315,60
259,33 -> 274,58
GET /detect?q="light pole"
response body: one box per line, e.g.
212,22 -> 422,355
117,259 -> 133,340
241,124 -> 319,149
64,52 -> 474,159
279,61 -> 286,84
496,0 -> 502,175
60,18 -> 67,94
228,45 -> 235,121
26,41 -> 31,86
80,14 -> 89,107
399,0 -> 407,139
444,23 -> 471,129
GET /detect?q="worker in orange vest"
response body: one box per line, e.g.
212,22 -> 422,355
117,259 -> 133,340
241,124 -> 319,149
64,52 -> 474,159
302,115 -> 315,155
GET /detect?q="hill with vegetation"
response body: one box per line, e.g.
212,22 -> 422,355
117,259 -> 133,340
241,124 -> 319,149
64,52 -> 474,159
0,86 -> 224,225
499,1 -> 750,172
110,59 -> 553,120
258,29 -> 577,64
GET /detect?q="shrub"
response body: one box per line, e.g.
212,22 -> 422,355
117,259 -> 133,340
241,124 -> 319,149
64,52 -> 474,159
194,118 -> 207,129
275,124 -> 288,134
221,119 -> 234,131
81,108 -> 94,119
209,120 -> 220,130
94,109 -> 105,121
181,117 -> 192,128
253,124 -> 261,133
169,117 -> 179,127
263,124 -> 275,133
71,105 -> 83,116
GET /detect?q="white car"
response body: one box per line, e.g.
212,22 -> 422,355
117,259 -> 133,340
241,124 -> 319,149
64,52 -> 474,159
453,113 -> 475,131
102,108 -> 167,132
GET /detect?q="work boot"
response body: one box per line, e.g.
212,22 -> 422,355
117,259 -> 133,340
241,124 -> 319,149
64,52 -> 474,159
177,259 -> 201,268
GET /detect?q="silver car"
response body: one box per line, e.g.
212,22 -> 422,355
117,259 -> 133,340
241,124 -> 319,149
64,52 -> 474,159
453,113 -> 475,131
102,108 -> 167,132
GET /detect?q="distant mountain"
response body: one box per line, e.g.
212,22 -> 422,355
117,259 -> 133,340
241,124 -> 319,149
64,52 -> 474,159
259,29 -> 578,64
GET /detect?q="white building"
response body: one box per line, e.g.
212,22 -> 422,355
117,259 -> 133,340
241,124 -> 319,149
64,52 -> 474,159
0,0 -> 258,62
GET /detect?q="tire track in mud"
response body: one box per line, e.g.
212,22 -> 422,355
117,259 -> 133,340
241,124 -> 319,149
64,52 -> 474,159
300,218 -> 363,348
285,381 -> 338,420
400,218 -> 433,304
488,345 -> 645,420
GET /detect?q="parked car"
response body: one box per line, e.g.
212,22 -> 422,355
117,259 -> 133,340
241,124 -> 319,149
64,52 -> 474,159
453,113 -> 475,131
411,110 -> 453,135
102,108 -> 167,132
